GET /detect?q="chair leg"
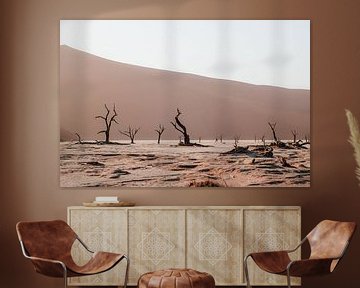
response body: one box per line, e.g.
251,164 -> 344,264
244,255 -> 252,288
62,264 -> 68,288
123,255 -> 130,288
286,269 -> 291,288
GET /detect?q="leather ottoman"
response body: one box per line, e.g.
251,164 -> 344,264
138,268 -> 215,288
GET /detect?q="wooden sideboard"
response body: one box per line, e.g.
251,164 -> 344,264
67,206 -> 301,286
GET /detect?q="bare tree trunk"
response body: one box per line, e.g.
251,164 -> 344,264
304,134 -> 310,143
120,126 -> 140,144
95,104 -> 119,144
171,108 -> 191,145
75,133 -> 83,144
155,124 -> 165,144
261,135 -> 266,147
268,122 -> 278,143
291,130 -> 298,143
234,136 -> 239,148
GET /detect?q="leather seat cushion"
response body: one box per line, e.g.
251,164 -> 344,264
138,268 -> 215,288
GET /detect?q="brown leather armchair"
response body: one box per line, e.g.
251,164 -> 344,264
244,220 -> 356,288
16,220 -> 129,288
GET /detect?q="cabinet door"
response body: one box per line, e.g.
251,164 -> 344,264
128,209 -> 186,284
187,209 -> 243,285
68,208 -> 127,286
243,209 -> 301,286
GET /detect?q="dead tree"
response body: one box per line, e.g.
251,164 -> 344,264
120,126 -> 140,144
291,130 -> 298,143
155,124 -> 165,144
268,122 -> 278,143
304,134 -> 310,143
234,136 -> 240,148
95,104 -> 119,144
75,133 -> 83,144
261,135 -> 266,147
74,132 -> 96,145
171,108 -> 190,145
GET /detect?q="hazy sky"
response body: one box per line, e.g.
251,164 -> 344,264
60,20 -> 310,89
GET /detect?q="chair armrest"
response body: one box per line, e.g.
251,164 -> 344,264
286,237 -> 307,253
246,250 -> 292,262
76,236 -> 94,253
26,255 -> 65,266
19,240 -> 67,277
251,250 -> 289,255
25,255 -> 67,278
287,258 -> 336,277
245,237 -> 306,259
246,251 -> 291,274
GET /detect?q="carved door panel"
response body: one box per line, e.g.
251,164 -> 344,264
187,209 -> 243,285
128,209 -> 186,284
68,208 -> 127,286
243,209 -> 301,286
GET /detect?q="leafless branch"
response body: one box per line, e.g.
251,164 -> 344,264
95,104 -> 119,143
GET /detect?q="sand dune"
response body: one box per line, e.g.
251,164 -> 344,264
60,45 -> 310,142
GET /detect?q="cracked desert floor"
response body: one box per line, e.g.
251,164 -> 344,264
60,140 -> 310,188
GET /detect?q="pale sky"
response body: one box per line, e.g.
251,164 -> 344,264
60,20 -> 310,89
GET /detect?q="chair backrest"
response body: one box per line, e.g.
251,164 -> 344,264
16,220 -> 77,261
307,220 -> 356,261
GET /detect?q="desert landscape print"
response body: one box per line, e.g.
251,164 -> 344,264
60,20 -> 310,187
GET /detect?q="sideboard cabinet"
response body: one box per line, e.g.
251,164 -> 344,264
67,206 -> 301,286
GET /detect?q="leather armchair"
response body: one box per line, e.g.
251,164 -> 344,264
16,220 -> 129,288
244,220 -> 356,288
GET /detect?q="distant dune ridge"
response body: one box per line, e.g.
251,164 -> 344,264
60,45 -> 310,142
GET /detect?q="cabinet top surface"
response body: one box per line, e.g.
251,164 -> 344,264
68,205 -> 301,210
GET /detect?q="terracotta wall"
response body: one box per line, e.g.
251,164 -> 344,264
1,0 -> 360,287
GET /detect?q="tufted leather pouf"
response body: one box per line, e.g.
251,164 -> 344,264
138,268 -> 215,288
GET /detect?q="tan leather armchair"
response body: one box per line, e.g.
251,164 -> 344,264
244,220 -> 356,288
16,220 -> 129,288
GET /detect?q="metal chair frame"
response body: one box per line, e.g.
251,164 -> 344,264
19,234 -> 129,288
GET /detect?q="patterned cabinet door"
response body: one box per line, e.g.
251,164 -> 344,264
244,209 -> 301,286
128,209 -> 186,284
187,209 -> 243,285
68,208 -> 128,286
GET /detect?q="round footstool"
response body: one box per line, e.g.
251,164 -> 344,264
138,268 -> 215,288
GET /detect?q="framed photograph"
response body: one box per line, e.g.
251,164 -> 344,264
60,20 -> 310,188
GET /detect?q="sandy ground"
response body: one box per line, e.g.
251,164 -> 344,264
60,140 -> 310,188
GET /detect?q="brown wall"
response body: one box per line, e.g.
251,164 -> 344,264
1,0 -> 360,287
